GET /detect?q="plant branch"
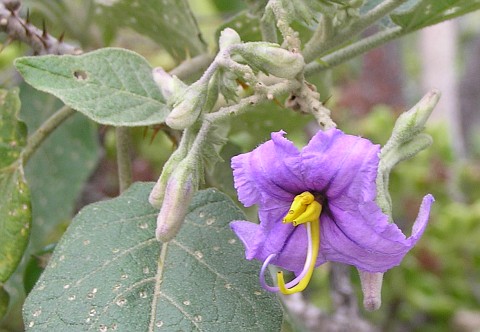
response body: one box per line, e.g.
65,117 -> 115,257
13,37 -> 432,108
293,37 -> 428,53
115,126 -> 133,193
187,79 -> 301,163
21,105 -> 75,164
169,53 -> 215,81
0,0 -> 81,55
304,26 -> 404,76
302,0 -> 408,62
207,80 -> 301,123
263,0 -> 300,50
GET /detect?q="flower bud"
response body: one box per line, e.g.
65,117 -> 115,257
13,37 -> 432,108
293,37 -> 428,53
218,69 -> 241,102
219,28 -> 241,50
358,270 -> 383,311
234,42 -> 305,79
166,82 -> 208,130
149,128 -> 195,208
155,157 -> 199,242
149,176 -> 167,209
152,67 -> 187,103
390,89 -> 440,144
149,147 -> 187,209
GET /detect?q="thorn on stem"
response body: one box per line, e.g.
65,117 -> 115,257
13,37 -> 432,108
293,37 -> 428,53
42,19 -> 47,38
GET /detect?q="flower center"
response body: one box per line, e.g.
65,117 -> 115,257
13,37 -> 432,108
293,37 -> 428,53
259,191 -> 322,295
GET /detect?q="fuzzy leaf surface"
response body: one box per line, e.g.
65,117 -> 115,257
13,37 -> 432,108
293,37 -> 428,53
96,0 -> 206,60
24,184 -> 283,331
15,48 -> 168,126
391,0 -> 480,31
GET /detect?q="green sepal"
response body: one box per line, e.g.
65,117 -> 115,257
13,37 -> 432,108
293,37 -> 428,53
376,90 -> 440,220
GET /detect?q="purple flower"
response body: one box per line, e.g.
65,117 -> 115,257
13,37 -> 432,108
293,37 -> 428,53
230,129 -> 433,294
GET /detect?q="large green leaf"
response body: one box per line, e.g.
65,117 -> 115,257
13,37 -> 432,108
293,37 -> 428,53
391,0 -> 480,31
0,89 -> 31,283
15,48 -> 169,126
19,84 -> 100,248
95,0 -> 206,60
24,184 -> 283,331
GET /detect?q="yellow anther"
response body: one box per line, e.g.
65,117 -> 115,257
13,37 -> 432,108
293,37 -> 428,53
277,219 -> 320,294
283,192 -> 315,223
292,201 -> 322,226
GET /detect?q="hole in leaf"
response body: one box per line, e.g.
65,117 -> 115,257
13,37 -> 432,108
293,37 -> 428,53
73,70 -> 88,80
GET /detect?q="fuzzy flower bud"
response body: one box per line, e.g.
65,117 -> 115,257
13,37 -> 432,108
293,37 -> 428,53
358,270 -> 383,311
234,42 -> 305,79
155,157 -> 199,242
149,147 -> 188,209
390,89 -> 440,145
219,28 -> 241,51
152,67 -> 187,104
166,82 -> 208,130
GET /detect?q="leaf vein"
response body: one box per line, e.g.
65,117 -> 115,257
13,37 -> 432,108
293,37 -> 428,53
171,240 -> 258,310
159,291 -> 204,331
73,238 -> 157,288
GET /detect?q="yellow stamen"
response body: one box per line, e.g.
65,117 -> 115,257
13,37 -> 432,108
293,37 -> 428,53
277,191 -> 322,295
292,201 -> 322,226
283,192 -> 315,223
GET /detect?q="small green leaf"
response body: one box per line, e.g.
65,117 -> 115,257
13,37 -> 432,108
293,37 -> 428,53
0,89 -> 31,283
24,184 -> 283,331
95,0 -> 207,60
391,0 -> 480,31
15,48 -> 169,126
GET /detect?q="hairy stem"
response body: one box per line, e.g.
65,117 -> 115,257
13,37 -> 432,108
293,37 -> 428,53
265,0 -> 300,50
305,26 -> 404,76
207,80 -> 300,123
0,1 -> 80,55
115,126 -> 133,193
302,0 -> 407,62
260,8 -> 278,43
305,15 -> 334,56
21,105 -> 76,164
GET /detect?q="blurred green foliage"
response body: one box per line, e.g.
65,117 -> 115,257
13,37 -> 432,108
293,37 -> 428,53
0,0 -> 479,331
